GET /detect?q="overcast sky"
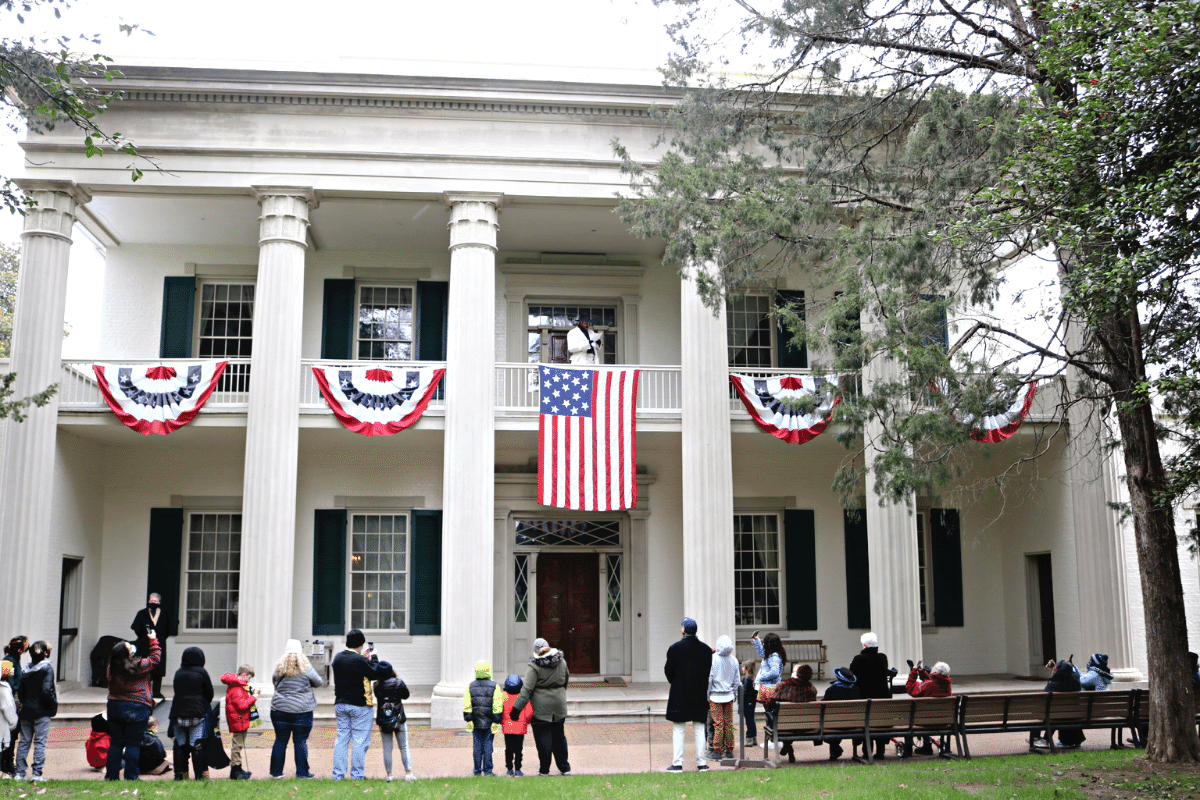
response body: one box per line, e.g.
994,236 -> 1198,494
1,0 -> 691,356
1,0 -> 688,243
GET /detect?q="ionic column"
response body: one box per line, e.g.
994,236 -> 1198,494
430,192 -> 501,728
0,182 -> 87,638
679,262 -> 735,640
862,351 -> 924,669
1068,393 -> 1142,680
236,187 -> 315,680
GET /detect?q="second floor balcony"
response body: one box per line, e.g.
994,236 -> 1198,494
44,358 -> 1063,435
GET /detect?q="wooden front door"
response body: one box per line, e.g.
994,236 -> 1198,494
536,552 -> 601,674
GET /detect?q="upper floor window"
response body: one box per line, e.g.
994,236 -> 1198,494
527,304 -> 618,365
727,295 -> 774,368
357,285 -> 414,361
727,291 -> 806,369
184,511 -> 241,630
198,282 -> 254,392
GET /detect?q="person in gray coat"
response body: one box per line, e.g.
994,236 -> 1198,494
664,617 -> 712,773
269,640 -> 323,779
510,638 -> 571,777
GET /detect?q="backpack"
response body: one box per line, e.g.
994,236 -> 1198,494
378,700 -> 400,732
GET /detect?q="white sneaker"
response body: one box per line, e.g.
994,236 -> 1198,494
386,776 -> 394,782
30,776 -> 46,784
404,774 -> 417,781
1031,738 -> 1050,750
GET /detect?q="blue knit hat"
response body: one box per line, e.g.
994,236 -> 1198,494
503,674 -> 523,694
681,617 -> 698,634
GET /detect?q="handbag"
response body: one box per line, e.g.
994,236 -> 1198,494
756,685 -> 778,704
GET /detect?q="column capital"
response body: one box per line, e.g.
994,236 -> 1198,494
252,186 -> 316,249
446,192 -> 502,252
17,181 -> 90,242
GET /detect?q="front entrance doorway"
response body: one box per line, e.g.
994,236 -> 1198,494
1026,553 -> 1056,674
536,552 -> 601,675
58,557 -> 84,683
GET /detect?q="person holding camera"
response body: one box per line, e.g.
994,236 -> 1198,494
331,630 -> 383,781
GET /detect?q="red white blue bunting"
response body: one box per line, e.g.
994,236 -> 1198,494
93,362 -> 228,435
729,373 -> 842,445
934,378 -> 1038,443
313,365 -> 445,436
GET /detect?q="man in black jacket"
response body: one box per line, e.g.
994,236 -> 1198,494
331,629 -> 381,781
131,593 -> 172,700
849,631 -> 891,759
664,617 -> 712,773
169,646 -> 213,781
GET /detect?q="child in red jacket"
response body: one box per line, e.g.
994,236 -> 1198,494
221,665 -> 257,780
500,675 -> 534,776
85,712 -> 109,770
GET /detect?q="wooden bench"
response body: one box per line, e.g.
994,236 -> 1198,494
736,639 -> 829,678
765,697 -> 961,765
957,690 -> 1141,758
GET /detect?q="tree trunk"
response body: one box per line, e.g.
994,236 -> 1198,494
1103,311 -> 1199,762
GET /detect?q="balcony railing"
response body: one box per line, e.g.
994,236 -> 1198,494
494,362 -> 682,414
299,360 -> 447,409
59,360 -> 256,409
53,358 -> 1059,427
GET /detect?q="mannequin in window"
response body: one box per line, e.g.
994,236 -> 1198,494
567,314 -> 603,365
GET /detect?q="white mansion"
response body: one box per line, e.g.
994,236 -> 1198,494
0,64 -> 1195,726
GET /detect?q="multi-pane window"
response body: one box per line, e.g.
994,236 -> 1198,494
357,286 -> 414,361
916,511 -> 933,624
606,553 -> 622,622
733,513 -> 782,626
349,513 -> 409,631
185,512 -> 241,630
198,283 -> 254,392
514,519 -> 621,548
514,554 -> 530,623
527,305 -> 618,365
727,295 -> 774,367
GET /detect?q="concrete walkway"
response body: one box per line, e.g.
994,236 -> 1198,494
21,713 -> 1139,781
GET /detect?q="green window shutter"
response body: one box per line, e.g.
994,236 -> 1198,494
416,281 -> 449,361
931,508 -> 964,626
775,289 -> 807,369
410,509 -> 443,635
312,509 -> 347,635
147,508 -> 184,635
160,277 -> 195,358
321,279 -> 356,360
784,509 -> 818,630
843,509 -> 871,629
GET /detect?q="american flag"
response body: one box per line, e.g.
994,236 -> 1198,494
538,365 -> 640,511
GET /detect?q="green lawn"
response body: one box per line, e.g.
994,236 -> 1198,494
12,750 -> 1200,800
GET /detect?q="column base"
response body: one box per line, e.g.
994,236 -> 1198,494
430,682 -> 469,729
1112,667 -> 1145,683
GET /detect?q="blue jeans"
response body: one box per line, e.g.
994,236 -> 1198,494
332,704 -> 373,780
173,720 -> 205,749
270,710 -> 314,778
105,700 -> 152,781
472,729 -> 494,775
15,717 -> 50,779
